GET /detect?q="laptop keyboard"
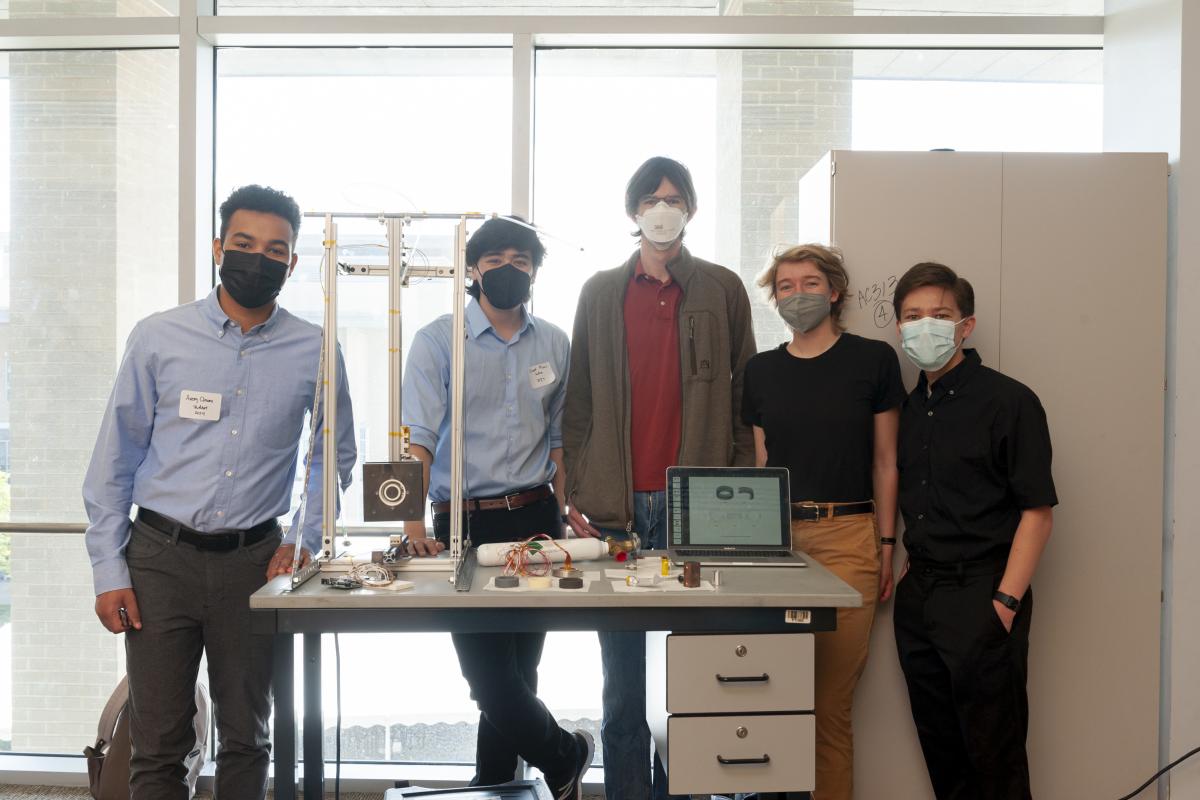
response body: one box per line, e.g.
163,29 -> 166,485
674,549 -> 792,558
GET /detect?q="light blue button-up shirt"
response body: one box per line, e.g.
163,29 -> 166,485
83,289 -> 357,595
402,300 -> 570,503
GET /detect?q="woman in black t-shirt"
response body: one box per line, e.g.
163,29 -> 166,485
741,244 -> 904,800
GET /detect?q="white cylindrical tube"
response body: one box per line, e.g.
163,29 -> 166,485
475,537 -> 607,567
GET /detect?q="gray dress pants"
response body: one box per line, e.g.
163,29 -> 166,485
124,518 -> 280,800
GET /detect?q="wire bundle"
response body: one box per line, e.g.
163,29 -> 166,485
347,561 -> 394,587
501,534 -> 572,577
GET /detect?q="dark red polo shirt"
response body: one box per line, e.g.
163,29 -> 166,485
625,259 -> 683,492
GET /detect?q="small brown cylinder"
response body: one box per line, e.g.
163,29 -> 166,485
678,561 -> 701,588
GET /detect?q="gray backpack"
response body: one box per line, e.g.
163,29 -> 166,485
84,675 -> 211,799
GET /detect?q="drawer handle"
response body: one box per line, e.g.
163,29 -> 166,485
715,672 -> 770,683
717,754 -> 771,765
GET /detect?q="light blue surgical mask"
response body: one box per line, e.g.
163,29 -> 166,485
899,316 -> 970,371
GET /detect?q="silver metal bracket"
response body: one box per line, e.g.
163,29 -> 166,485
453,548 -> 476,592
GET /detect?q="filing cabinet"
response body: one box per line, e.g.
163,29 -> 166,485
648,632 -> 816,795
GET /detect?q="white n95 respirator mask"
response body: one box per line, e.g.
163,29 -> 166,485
636,202 -> 688,249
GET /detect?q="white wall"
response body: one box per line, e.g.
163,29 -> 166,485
1104,1 -> 1200,796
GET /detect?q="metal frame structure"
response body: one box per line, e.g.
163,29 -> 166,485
290,210 -> 487,588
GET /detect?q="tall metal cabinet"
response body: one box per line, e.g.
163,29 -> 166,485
797,150 -> 1167,799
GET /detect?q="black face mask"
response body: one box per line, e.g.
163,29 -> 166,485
479,263 -> 532,310
219,249 -> 289,310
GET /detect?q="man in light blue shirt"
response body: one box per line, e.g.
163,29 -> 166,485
83,185 -> 356,800
402,217 -> 593,800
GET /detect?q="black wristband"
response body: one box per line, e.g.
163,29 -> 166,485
880,537 -> 897,546
993,590 -> 1021,611
560,514 -> 571,524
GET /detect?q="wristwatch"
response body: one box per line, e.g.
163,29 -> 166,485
993,590 -> 1021,612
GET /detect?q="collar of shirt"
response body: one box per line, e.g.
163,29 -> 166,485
635,257 -> 674,286
200,287 -> 283,340
916,347 -> 983,403
624,245 -> 695,288
465,297 -> 533,344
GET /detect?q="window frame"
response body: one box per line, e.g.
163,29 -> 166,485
0,4 -> 1102,786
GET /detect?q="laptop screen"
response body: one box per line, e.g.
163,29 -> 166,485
668,467 -> 791,548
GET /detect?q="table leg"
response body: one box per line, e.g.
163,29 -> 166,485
273,633 -> 296,800
303,633 -> 325,798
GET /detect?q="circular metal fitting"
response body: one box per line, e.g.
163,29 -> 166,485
377,478 -> 408,508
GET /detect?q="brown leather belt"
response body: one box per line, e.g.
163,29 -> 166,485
791,500 -> 875,522
431,484 -> 554,515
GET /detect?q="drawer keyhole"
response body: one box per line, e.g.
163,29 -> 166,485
735,645 -> 747,657
736,726 -> 748,739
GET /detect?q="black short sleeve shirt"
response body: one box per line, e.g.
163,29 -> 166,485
898,349 -> 1058,563
741,333 -> 905,502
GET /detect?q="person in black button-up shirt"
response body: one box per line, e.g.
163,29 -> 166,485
892,262 -> 1056,800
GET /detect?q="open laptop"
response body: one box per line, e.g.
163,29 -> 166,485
666,466 -> 806,567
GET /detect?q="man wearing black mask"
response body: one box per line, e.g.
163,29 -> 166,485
84,184 -> 357,799
402,216 -> 593,800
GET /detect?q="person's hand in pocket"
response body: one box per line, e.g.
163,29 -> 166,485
993,598 -> 1015,633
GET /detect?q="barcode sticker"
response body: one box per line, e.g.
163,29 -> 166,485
785,610 -> 812,624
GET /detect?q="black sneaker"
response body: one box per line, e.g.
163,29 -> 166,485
549,729 -> 595,800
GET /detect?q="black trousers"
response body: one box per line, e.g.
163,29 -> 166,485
125,517 -> 279,800
893,565 -> 1034,800
434,495 -> 578,786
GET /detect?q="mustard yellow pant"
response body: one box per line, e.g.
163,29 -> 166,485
791,512 -> 880,800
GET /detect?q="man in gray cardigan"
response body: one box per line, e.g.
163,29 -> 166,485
562,156 -> 757,800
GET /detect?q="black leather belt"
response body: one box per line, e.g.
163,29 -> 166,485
137,508 -> 279,552
431,484 -> 554,515
909,557 -> 1008,580
790,500 -> 875,522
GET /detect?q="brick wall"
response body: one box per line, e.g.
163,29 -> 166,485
716,0 -> 852,347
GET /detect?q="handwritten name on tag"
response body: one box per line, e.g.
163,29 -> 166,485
179,390 -> 222,421
529,362 -> 556,389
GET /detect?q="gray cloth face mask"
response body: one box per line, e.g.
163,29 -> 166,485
777,292 -> 832,333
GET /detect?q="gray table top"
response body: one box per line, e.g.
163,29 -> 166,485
250,550 -> 862,611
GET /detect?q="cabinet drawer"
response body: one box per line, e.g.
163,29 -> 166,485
666,713 -> 815,795
666,633 -> 814,713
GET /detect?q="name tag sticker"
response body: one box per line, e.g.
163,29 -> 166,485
179,390 -> 222,421
529,362 -> 556,389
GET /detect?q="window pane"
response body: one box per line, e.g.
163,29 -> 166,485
0,49 -> 179,754
851,0 -> 1101,14
532,47 -> 1100,347
218,0 -> 714,15
853,50 -> 1102,151
217,47 -> 512,528
215,48 -> 609,767
318,631 -> 602,765
217,0 -> 1100,18
2,0 -> 176,19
